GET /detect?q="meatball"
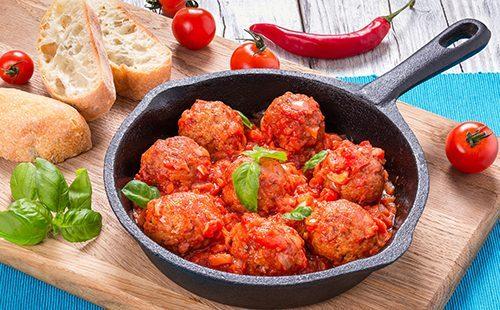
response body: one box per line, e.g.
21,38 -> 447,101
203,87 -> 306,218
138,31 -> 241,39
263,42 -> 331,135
261,92 -> 325,153
227,213 -> 307,275
309,140 -> 385,205
178,100 -> 246,160
142,192 -> 225,255
221,156 -> 306,216
135,136 -> 211,195
318,133 -> 343,151
304,199 -> 387,266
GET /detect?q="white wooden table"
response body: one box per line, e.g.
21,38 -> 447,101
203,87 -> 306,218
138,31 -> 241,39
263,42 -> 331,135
125,0 -> 499,76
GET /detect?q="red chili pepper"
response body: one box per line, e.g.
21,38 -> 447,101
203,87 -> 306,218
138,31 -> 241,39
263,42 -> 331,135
249,0 -> 415,59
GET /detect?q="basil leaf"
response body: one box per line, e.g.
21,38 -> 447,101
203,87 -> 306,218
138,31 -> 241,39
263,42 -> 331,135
237,111 -> 254,129
69,169 -> 92,210
0,199 -> 51,245
243,146 -> 287,163
34,158 -> 69,213
282,202 -> 312,221
303,150 -> 328,172
232,161 -> 260,212
10,162 -> 37,201
121,180 -> 160,208
54,209 -> 102,243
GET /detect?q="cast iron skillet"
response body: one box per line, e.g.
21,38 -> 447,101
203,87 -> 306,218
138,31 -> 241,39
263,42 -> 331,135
104,19 -> 490,308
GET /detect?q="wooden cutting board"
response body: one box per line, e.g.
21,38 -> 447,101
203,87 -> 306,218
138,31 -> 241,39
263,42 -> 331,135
0,0 -> 498,309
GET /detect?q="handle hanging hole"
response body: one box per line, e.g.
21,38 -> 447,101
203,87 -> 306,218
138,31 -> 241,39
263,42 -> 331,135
439,23 -> 479,48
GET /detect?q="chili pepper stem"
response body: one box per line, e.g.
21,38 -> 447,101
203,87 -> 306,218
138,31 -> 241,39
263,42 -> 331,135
384,0 -> 416,23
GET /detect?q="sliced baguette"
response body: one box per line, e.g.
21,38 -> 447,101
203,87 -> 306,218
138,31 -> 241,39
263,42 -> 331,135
90,0 -> 172,101
0,88 -> 92,163
37,0 -> 116,121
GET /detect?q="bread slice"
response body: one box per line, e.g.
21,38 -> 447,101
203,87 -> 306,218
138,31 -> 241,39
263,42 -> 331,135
90,0 -> 172,100
0,88 -> 92,163
37,0 -> 116,121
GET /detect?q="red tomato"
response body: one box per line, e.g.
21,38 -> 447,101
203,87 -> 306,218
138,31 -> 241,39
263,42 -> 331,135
159,0 -> 185,18
172,1 -> 216,50
0,50 -> 34,85
445,121 -> 498,173
230,37 -> 280,70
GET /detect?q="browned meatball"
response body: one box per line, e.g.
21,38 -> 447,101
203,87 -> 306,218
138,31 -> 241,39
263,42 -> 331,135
142,192 -> 225,255
221,156 -> 306,216
309,140 -> 385,205
227,213 -> 307,276
304,200 -> 387,266
261,92 -> 325,153
135,136 -> 211,195
178,100 -> 246,160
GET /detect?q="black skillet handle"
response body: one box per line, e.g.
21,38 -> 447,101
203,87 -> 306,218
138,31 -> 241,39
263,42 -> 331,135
359,19 -> 490,105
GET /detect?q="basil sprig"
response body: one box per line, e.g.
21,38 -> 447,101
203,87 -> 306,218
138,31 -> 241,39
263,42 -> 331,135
237,111 -> 254,129
121,180 -> 160,208
0,158 -> 102,246
282,202 -> 312,221
232,146 -> 287,212
303,150 -> 328,172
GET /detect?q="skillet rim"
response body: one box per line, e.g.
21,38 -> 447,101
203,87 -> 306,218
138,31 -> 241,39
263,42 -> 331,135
103,68 -> 430,286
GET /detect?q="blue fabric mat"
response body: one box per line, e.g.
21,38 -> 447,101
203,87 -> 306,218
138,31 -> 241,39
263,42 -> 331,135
1,73 -> 498,309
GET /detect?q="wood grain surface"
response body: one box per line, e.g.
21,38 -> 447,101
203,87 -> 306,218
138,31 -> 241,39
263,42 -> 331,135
0,0 -> 499,309
127,0 -> 500,76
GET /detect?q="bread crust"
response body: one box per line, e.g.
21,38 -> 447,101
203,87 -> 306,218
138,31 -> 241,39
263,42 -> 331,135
0,88 -> 92,163
37,0 -> 116,121
100,0 -> 172,101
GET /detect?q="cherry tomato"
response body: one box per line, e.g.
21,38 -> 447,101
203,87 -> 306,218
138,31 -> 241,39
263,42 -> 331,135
172,0 -> 216,50
0,50 -> 34,85
230,30 -> 280,70
159,0 -> 185,18
445,121 -> 498,174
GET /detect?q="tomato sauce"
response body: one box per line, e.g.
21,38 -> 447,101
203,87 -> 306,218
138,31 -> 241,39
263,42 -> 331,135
132,93 -> 398,276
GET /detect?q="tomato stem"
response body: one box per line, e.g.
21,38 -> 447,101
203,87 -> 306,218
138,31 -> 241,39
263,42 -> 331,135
2,61 -> 22,77
383,0 -> 416,23
244,29 -> 267,54
186,0 -> 199,8
466,127 -> 492,148
144,0 -> 161,13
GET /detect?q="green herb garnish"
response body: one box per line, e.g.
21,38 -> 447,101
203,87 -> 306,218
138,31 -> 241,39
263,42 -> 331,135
121,180 -> 161,208
282,202 -> 312,221
69,169 -> 92,210
34,158 -> 69,213
52,209 -> 102,242
232,146 -> 287,212
302,150 -> 328,172
243,146 -> 287,163
237,111 -> 254,129
10,163 -> 37,201
0,199 -> 51,245
0,158 -> 101,246
232,161 -> 260,212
